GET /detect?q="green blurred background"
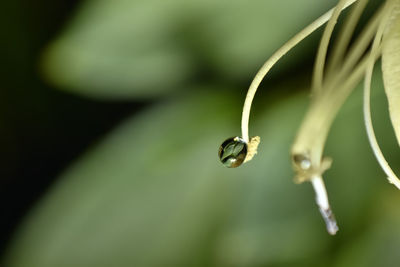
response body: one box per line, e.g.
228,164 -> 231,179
2,0 -> 400,266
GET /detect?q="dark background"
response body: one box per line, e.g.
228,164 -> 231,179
0,0 -> 379,252
0,0 -> 144,251
2,1 -> 400,267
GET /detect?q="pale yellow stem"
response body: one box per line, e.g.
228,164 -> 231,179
241,0 -> 358,142
325,3 -> 387,95
312,0 -> 348,96
326,0 -> 369,75
363,0 -> 400,189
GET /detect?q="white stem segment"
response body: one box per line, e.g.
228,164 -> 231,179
311,176 -> 338,235
241,0 -> 358,142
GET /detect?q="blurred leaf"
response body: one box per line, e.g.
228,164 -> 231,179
332,188 -> 400,267
382,10 -> 400,146
4,73 -> 400,267
42,0 -> 336,99
4,86 -> 319,267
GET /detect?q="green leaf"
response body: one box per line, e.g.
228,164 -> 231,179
41,0 -> 336,99
4,74 -> 399,266
3,86 -> 326,267
382,6 -> 400,146
332,189 -> 400,267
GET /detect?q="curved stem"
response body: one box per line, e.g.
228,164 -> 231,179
292,46 -> 382,166
324,3 -> 386,95
326,0 -> 369,76
363,0 -> 400,189
312,0 -> 348,96
240,0 -> 358,142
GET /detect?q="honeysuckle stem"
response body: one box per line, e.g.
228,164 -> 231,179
326,0 -> 368,75
312,0 -> 348,96
292,45 -> 382,167
325,3 -> 387,94
240,0 -> 358,142
292,3 -> 390,165
292,48 -> 381,234
363,0 -> 400,189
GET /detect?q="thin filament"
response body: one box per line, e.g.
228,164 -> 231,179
292,47 -> 382,168
324,3 -> 387,95
363,0 -> 400,189
312,0 -> 348,96
326,0 -> 369,76
241,0 -> 358,142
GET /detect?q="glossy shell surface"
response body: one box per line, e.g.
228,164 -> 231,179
218,136 -> 248,168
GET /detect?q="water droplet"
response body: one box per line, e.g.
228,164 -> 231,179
292,154 -> 311,170
218,137 -> 248,168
